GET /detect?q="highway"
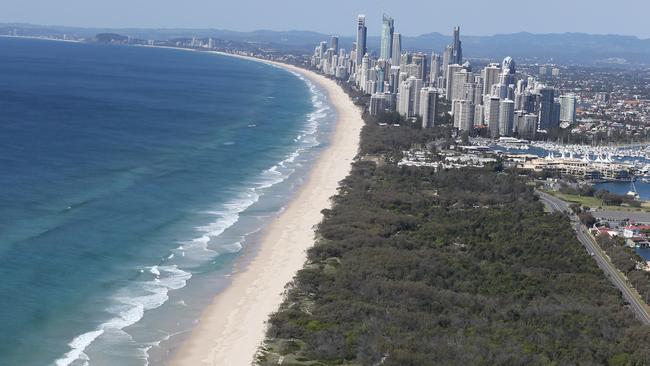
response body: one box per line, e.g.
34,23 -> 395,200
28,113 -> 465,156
537,191 -> 650,325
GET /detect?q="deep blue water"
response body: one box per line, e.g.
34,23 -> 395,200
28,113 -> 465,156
0,37 -> 332,365
594,182 -> 650,200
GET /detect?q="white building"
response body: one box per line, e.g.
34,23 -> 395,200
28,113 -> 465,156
499,99 -> 515,136
559,94 -> 577,123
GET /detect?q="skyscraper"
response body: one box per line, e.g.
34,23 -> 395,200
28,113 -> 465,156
430,53 -> 441,86
559,94 -> 577,123
330,35 -> 339,54
370,93 -> 393,116
442,46 -> 452,84
501,56 -> 516,86
445,64 -> 464,101
537,86 -> 555,130
411,53 -> 427,80
482,63 -> 501,96
380,14 -> 394,60
454,99 -> 474,131
499,99 -> 515,136
452,26 -> 463,64
360,54 -> 370,92
486,96 -> 501,137
355,15 -> 367,68
419,88 -> 439,128
318,41 -> 327,59
516,112 -> 538,138
391,33 -> 402,66
450,68 -> 471,103
398,76 -> 422,118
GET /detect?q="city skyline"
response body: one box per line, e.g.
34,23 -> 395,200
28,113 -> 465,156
312,15 -> 577,138
3,0 -> 650,39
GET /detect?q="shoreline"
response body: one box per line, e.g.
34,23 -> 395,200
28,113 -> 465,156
168,54 -> 364,366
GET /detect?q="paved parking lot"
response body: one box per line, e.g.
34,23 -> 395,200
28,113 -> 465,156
592,209 -> 650,223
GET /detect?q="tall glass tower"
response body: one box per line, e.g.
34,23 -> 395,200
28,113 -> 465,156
380,14 -> 394,60
452,26 -> 463,65
355,15 -> 367,68
391,32 -> 402,66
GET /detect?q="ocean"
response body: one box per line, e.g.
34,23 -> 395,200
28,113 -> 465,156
0,37 -> 334,365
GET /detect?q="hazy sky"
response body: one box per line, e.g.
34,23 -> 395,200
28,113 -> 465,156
3,0 -> 649,38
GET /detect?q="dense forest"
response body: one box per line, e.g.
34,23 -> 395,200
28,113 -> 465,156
256,88 -> 650,365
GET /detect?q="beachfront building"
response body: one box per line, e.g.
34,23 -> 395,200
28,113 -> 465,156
309,18 -> 569,140
370,92 -> 395,116
355,15 -> 367,69
419,87 -> 439,128
380,14 -> 394,60
391,32 -> 402,66
397,77 -> 423,118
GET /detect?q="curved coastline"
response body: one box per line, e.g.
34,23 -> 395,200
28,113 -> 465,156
169,54 -> 364,366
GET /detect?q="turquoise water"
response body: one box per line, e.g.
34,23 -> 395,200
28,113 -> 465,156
0,37 -> 334,365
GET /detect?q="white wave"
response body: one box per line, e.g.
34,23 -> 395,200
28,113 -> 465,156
221,240 -> 243,254
55,330 -> 104,366
53,266 -> 191,366
54,63 -> 334,366
149,266 -> 160,277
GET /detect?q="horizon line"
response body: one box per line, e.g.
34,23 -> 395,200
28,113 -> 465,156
1,22 -> 649,41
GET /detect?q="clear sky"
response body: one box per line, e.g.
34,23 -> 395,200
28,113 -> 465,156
2,0 -> 648,38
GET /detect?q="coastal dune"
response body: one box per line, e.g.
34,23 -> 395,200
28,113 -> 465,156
170,56 -> 363,366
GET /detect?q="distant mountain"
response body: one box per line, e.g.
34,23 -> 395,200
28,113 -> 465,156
2,23 -> 650,65
378,32 -> 650,65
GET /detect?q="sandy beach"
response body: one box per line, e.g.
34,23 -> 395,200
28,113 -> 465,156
169,55 -> 363,366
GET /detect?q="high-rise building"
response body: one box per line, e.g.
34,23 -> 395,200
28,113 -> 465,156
398,76 -> 422,118
486,96 -> 501,137
559,94 -> 577,123
515,111 -> 537,138
400,52 -> 412,67
522,92 -> 540,114
419,88 -> 439,128
499,99 -> 515,136
552,101 -> 561,127
452,26 -> 463,64
330,35 -> 339,54
537,86 -> 555,130
474,104 -> 485,127
411,53 -> 427,80
502,56 -> 516,85
360,54 -> 370,92
369,93 -> 394,115
454,99 -> 474,131
380,14 -> 394,60
482,63 -> 501,97
355,15 -> 367,68
430,53 -> 441,86
319,41 -> 327,59
391,33 -> 402,66
445,64 -> 464,101
462,82 -> 479,104
388,66 -> 400,93
451,69 -> 472,104
442,46 -> 452,84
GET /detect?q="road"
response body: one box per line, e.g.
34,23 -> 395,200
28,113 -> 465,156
537,191 -> 650,325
